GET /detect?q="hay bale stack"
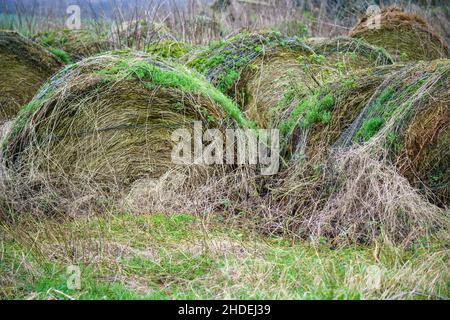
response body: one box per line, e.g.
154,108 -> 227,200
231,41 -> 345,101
350,7 -> 449,62
2,51 -> 248,188
0,30 -> 63,123
187,32 -> 392,127
33,29 -> 110,62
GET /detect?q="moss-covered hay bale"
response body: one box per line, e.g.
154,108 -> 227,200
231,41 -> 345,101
0,30 -> 63,123
2,51 -> 249,188
283,59 -> 449,205
350,7 -> 450,62
33,29 -> 111,62
336,59 -> 449,205
187,32 -> 392,127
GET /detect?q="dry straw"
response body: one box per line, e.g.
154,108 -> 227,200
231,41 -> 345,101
350,6 -> 450,62
0,30 -> 63,123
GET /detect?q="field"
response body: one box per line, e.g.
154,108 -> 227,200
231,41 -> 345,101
2,213 -> 448,300
0,0 -> 449,300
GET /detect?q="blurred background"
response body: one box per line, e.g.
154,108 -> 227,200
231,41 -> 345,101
1,0 -> 448,45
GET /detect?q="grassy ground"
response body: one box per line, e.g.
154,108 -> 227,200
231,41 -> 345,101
0,212 -> 448,300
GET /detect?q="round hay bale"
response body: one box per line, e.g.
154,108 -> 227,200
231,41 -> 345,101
350,6 -> 450,62
336,59 -> 449,205
33,29 -> 111,62
186,31 -> 314,127
281,59 -> 449,205
0,30 -> 63,123
279,63 -> 403,158
187,32 -> 392,127
2,51 -> 249,188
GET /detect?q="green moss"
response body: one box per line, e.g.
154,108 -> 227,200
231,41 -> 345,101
280,92 -> 335,135
144,41 -> 191,59
217,69 -> 240,92
356,117 -> 385,141
49,48 -> 72,64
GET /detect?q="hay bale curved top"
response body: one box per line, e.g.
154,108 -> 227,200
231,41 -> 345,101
187,32 -> 392,127
0,30 -> 63,123
33,29 -> 111,62
186,31 -> 314,127
278,63 -> 403,157
350,7 -> 449,62
2,51 -> 250,187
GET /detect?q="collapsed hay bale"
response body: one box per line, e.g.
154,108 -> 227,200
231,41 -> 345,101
187,32 -> 392,127
282,59 -> 449,205
33,29 -> 111,62
335,60 -> 450,206
0,30 -> 63,123
2,51 -> 249,191
350,7 -> 450,62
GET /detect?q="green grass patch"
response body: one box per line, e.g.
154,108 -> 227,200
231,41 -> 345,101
2,212 -> 448,300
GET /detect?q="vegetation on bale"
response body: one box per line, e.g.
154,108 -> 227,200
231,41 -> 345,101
357,117 -> 385,142
48,48 -> 73,65
279,92 -> 334,135
350,6 -> 450,62
0,30 -> 63,122
276,64 -> 403,158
